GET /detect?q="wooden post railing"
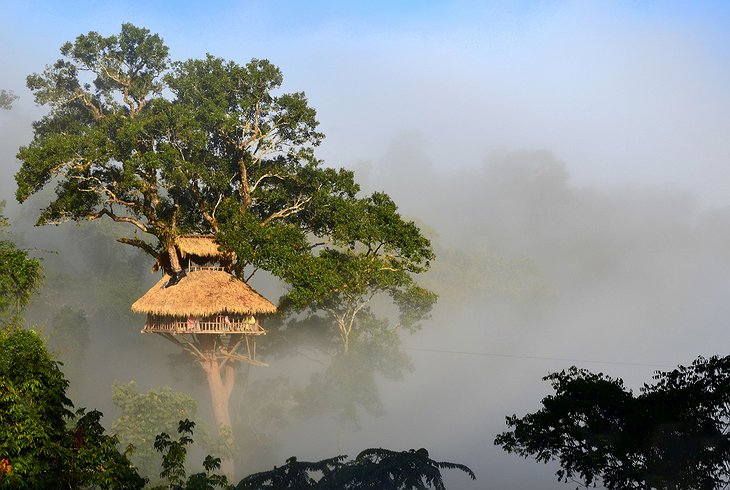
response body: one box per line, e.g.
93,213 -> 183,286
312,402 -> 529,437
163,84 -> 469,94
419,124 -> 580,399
143,314 -> 265,334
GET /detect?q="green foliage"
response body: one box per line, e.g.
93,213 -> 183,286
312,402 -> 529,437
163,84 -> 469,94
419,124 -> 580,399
236,448 -> 475,489
0,328 -> 72,487
16,23 -> 333,252
0,327 -> 145,489
112,381 -> 197,479
151,419 -> 231,490
271,191 -> 437,349
0,206 -> 42,321
66,408 -> 148,489
495,356 -> 730,489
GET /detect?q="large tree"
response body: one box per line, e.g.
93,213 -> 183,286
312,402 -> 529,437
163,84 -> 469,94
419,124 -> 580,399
495,357 -> 730,489
17,23 -> 435,474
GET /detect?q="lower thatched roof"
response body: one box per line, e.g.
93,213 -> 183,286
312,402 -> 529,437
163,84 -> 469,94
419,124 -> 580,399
132,269 -> 277,317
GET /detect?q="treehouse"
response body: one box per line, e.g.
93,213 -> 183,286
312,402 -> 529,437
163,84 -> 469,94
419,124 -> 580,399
131,235 -> 276,365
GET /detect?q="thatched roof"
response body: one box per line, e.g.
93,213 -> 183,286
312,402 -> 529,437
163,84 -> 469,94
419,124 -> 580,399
176,235 -> 230,259
153,235 -> 235,272
132,269 -> 277,317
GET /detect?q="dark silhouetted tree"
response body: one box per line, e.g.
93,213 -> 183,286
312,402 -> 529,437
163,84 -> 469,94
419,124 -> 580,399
236,455 -> 345,489
320,447 -> 476,490
237,448 -> 475,490
495,357 -> 730,489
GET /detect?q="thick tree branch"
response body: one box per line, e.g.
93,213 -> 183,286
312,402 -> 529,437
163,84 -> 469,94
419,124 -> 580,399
69,174 -> 143,211
116,236 -> 159,258
89,208 -> 149,233
67,90 -> 104,120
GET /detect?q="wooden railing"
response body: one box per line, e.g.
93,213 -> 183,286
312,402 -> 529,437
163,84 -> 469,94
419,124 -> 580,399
143,314 -> 266,335
187,266 -> 228,272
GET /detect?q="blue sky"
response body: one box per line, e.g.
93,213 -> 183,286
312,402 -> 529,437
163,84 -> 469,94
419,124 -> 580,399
3,1 -> 730,206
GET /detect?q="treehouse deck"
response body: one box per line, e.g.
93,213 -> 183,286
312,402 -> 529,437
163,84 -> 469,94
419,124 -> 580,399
142,314 -> 266,334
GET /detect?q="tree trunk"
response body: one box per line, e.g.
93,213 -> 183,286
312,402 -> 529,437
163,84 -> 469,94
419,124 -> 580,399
200,351 -> 236,478
239,157 -> 251,212
167,244 -> 182,273
202,358 -> 233,428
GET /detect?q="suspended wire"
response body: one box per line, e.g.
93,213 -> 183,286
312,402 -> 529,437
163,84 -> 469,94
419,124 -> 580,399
403,347 -> 675,369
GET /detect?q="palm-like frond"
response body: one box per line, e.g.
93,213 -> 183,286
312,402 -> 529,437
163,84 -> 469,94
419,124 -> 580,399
319,448 -> 475,489
237,455 -> 347,490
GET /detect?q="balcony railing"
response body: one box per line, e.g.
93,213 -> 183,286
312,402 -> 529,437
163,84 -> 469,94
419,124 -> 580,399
143,314 -> 266,335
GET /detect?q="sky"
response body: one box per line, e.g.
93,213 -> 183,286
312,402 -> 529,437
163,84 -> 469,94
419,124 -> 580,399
3,1 -> 730,207
4,2 -> 730,488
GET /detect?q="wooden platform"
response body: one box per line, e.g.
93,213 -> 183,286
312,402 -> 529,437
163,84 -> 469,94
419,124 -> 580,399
142,314 -> 266,335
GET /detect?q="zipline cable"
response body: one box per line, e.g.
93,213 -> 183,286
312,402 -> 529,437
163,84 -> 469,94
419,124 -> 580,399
403,347 -> 675,369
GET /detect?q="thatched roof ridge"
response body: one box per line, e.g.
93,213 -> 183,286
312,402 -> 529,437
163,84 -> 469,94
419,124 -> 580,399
132,269 -> 277,317
176,235 -> 225,258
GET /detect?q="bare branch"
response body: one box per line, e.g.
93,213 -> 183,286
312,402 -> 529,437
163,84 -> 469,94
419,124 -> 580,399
212,193 -> 224,220
244,267 -> 259,283
262,194 -> 313,225
250,173 -> 285,194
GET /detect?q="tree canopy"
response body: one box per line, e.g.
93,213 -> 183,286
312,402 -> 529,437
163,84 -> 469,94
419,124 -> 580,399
494,357 -> 730,489
17,22 -> 435,351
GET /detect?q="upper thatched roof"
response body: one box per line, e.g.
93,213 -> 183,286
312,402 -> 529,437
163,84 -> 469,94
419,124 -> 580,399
132,269 -> 277,317
176,235 -> 229,259
153,235 -> 235,272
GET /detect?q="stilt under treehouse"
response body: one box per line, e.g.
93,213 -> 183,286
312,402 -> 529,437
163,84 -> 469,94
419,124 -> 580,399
131,235 -> 276,476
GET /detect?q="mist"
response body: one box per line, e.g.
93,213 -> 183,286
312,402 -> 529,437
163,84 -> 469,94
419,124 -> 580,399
3,2 -> 730,488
